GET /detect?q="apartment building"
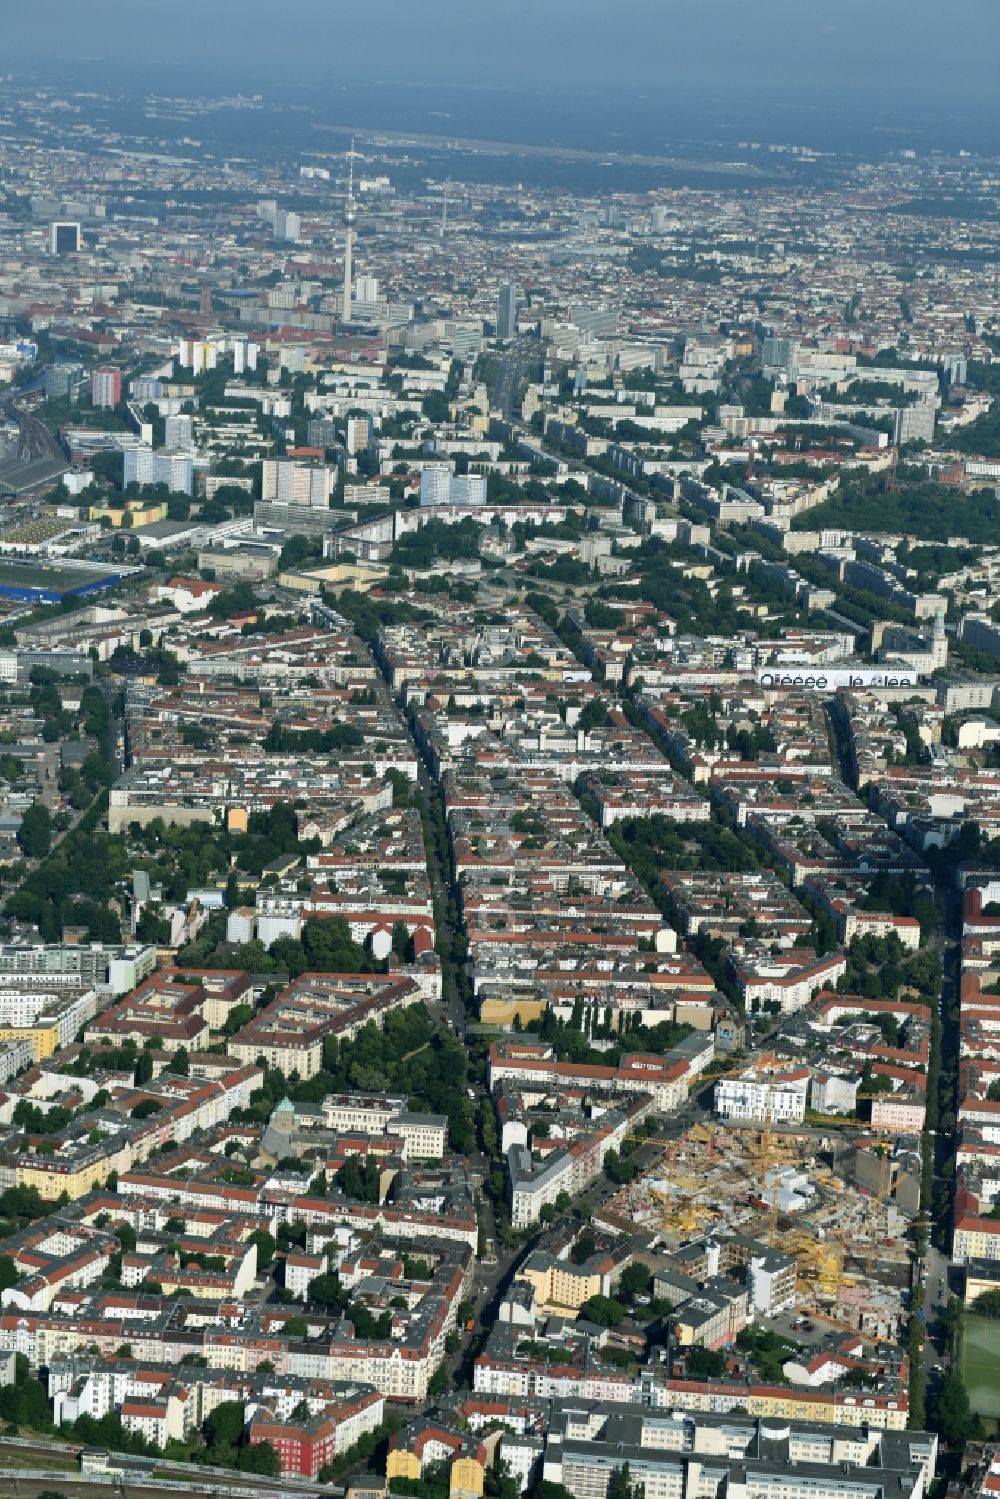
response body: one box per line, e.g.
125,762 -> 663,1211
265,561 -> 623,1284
507,1105 -> 634,1230
871,1090 -> 927,1135
540,1404 -> 934,1499
488,1037 -> 712,1113
730,949 -> 846,1015
714,1066 -> 810,1125
261,458 -> 332,508
516,1248 -> 619,1316
227,974 -> 422,1078
123,447 -> 194,495
247,1384 -> 384,1479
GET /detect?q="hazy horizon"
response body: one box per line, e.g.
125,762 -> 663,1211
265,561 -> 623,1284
3,0 -> 999,157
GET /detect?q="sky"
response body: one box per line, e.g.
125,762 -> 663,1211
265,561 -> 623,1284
3,0 -> 999,155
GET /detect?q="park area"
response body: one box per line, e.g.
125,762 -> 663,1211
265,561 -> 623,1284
962,1314 -> 1000,1419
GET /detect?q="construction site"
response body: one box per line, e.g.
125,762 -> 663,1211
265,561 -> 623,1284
598,1119 -> 914,1344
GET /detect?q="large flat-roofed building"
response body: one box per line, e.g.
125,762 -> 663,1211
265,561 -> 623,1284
540,1402 -> 936,1499
49,221 -> 81,255
0,943 -> 155,996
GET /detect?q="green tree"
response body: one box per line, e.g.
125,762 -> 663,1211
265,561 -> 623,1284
248,1229 -> 276,1269
686,1346 -> 726,1378
209,581 -> 258,619
581,1294 -> 625,1327
335,1154 -> 382,1204
484,1457 -> 520,1499
116,1223 -> 137,1253
391,919 -> 411,962
618,1262 -> 652,1299
607,1463 -> 645,1499
204,1399 -> 245,1451
930,1369 -> 977,1451
238,1440 -> 281,1476
17,803 -> 52,859
308,1272 -> 346,1309
224,1003 -> 255,1036
939,1297 -> 964,1358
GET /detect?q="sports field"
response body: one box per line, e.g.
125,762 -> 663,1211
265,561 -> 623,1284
0,558 -> 95,590
0,557 -> 119,601
962,1315 -> 1000,1418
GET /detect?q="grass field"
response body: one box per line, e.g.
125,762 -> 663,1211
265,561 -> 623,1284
963,1315 -> 1000,1418
0,559 -> 98,590
0,557 -> 120,600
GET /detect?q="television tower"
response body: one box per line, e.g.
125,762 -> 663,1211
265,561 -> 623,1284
342,138 -> 357,325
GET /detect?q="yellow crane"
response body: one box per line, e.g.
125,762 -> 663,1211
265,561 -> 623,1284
649,1186 -> 713,1236
790,1232 -> 845,1308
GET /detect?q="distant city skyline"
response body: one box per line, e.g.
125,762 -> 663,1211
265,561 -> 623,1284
5,0 -> 1000,155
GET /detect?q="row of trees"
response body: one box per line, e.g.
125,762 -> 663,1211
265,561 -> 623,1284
793,472 -> 1000,545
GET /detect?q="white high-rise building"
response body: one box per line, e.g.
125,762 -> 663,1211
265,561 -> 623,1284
354,276 -> 378,303
419,469 -> 451,507
164,414 -> 194,450
419,471 -> 487,507
274,209 -> 301,243
231,339 -> 258,374
895,394 -> 938,446
261,459 -> 331,509
932,612 -> 948,671
497,282 -> 518,340
90,369 -> 121,409
178,339 -> 219,376
762,337 -> 797,376
451,474 -> 487,506
123,447 -> 194,495
346,416 -> 372,455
